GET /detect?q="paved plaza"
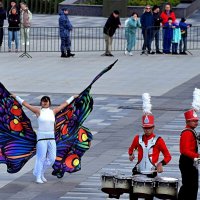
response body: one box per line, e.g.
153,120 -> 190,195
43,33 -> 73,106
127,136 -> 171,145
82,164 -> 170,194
1,11 -> 200,200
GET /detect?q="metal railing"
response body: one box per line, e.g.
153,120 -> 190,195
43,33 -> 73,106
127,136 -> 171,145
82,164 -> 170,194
0,26 -> 200,53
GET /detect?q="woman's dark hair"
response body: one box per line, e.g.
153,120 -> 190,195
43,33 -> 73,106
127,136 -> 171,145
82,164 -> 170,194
40,96 -> 51,106
131,12 -> 138,17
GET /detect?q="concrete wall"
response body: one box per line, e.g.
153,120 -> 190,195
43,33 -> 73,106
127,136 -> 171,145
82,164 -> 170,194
59,0 -> 200,18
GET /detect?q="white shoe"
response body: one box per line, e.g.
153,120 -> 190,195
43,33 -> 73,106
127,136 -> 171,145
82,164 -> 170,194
124,50 -> 128,55
22,42 -> 25,45
26,42 -> 29,45
36,177 -> 44,184
41,175 -> 47,182
129,52 -> 133,56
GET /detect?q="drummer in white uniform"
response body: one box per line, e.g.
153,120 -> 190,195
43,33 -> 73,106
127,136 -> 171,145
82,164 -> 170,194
128,93 -> 171,199
12,94 -> 76,183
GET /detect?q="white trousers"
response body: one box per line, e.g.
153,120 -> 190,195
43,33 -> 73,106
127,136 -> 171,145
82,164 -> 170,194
33,139 -> 56,178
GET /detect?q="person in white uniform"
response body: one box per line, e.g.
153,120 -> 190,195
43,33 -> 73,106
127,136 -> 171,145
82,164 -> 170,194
12,94 -> 75,183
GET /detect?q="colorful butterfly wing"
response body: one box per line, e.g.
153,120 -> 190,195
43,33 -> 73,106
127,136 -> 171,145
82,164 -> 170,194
53,88 -> 93,178
0,83 -> 36,173
52,60 -> 117,178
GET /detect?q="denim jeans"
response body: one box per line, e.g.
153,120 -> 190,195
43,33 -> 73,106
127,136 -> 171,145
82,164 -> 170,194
8,30 -> 19,49
172,43 -> 178,53
179,36 -> 187,53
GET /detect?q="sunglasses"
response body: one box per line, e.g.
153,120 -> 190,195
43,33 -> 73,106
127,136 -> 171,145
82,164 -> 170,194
146,7 -> 151,10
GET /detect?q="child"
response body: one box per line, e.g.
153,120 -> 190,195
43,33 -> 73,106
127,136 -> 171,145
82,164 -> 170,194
171,20 -> 181,55
8,7 -> 20,52
179,17 -> 192,55
163,17 -> 178,54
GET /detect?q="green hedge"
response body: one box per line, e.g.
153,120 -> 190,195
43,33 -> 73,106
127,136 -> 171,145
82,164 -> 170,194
79,0 -> 180,6
128,0 -> 180,6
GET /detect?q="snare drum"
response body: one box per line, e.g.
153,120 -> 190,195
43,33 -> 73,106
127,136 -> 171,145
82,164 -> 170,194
132,175 -> 155,198
115,175 -> 132,194
155,177 -> 178,199
101,174 -> 115,194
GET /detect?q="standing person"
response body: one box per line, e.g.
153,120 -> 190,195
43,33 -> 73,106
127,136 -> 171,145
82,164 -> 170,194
11,94 -> 76,183
171,20 -> 181,55
128,93 -> 171,200
59,7 -> 75,58
160,3 -> 176,51
20,2 -> 32,46
124,12 -> 141,56
7,0 -> 19,44
0,2 -> 6,47
102,10 -> 121,57
163,17 -> 177,54
8,7 -> 20,52
178,88 -> 200,200
179,17 -> 192,55
152,5 -> 162,54
140,5 -> 154,55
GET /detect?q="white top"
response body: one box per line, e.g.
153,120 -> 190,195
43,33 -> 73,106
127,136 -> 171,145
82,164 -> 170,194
37,108 -> 55,140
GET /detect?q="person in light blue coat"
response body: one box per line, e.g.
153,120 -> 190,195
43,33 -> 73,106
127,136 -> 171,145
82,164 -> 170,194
172,20 -> 181,54
59,7 -> 75,58
125,12 -> 141,56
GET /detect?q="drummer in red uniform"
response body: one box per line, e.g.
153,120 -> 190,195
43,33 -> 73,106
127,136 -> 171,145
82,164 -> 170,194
128,93 -> 171,200
178,88 -> 200,200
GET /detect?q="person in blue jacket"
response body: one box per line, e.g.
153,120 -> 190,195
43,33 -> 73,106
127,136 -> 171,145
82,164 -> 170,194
59,7 -> 75,58
163,17 -> 178,54
140,5 -> 154,55
179,17 -> 192,55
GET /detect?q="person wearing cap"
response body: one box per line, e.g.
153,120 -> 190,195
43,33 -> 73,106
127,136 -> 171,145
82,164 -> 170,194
59,7 -> 75,58
178,109 -> 200,200
128,93 -> 171,200
11,93 -> 77,183
0,1 -> 6,47
179,17 -> 192,55
152,5 -> 163,54
102,10 -> 121,57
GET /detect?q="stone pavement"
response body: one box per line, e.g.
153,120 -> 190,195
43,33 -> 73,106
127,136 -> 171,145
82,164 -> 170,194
1,12 -> 200,200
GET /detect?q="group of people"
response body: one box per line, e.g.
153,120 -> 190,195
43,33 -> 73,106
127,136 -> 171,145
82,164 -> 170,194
128,91 -> 200,200
0,0 -> 32,52
102,3 -> 192,57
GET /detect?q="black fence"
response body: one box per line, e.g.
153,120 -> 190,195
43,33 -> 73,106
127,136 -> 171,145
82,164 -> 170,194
0,26 -> 200,53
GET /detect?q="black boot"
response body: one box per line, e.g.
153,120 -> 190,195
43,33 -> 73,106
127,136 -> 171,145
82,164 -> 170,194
67,50 -> 75,57
61,51 -> 67,58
